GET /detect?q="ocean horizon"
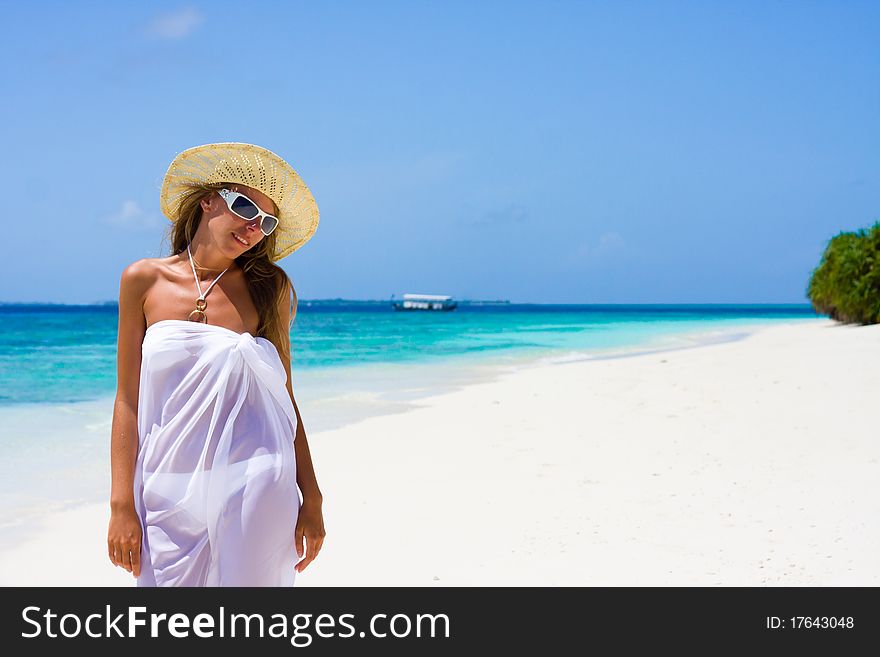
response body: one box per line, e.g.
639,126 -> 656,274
0,301 -> 821,406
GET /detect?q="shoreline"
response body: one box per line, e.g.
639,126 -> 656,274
1,318 -> 876,585
0,319 -> 812,540
0,318 -> 823,552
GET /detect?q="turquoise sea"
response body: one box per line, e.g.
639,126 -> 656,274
0,301 -> 824,546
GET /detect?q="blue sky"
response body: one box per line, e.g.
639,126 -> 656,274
1,0 -> 877,303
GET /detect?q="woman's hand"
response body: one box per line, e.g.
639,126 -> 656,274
108,506 -> 142,578
294,498 -> 326,573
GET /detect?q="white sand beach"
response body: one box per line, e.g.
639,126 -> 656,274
0,319 -> 876,586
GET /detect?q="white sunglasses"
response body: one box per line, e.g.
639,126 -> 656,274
217,188 -> 280,236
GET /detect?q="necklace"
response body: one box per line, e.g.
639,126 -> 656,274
186,243 -> 231,323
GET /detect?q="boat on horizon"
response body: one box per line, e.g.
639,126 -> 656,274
391,293 -> 457,311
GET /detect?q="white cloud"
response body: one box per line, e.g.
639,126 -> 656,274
103,200 -> 164,230
144,7 -> 204,40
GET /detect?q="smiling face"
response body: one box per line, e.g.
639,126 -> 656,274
200,183 -> 279,255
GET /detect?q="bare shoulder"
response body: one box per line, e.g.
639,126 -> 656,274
120,258 -> 161,296
125,254 -> 186,285
119,257 -> 178,320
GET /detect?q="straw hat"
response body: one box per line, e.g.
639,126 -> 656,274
159,142 -> 319,261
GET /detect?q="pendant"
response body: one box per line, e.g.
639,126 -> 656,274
188,297 -> 208,323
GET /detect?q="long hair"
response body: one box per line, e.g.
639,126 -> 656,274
164,181 -> 294,361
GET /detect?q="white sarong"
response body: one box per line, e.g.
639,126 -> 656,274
133,319 -> 300,586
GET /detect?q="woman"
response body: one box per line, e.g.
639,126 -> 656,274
107,142 -> 326,586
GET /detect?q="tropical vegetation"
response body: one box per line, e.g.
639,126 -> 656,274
807,221 -> 880,325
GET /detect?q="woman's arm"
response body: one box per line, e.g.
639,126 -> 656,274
278,277 -> 326,572
107,260 -> 151,577
279,280 -> 323,505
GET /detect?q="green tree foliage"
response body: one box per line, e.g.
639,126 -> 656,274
807,221 -> 880,325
